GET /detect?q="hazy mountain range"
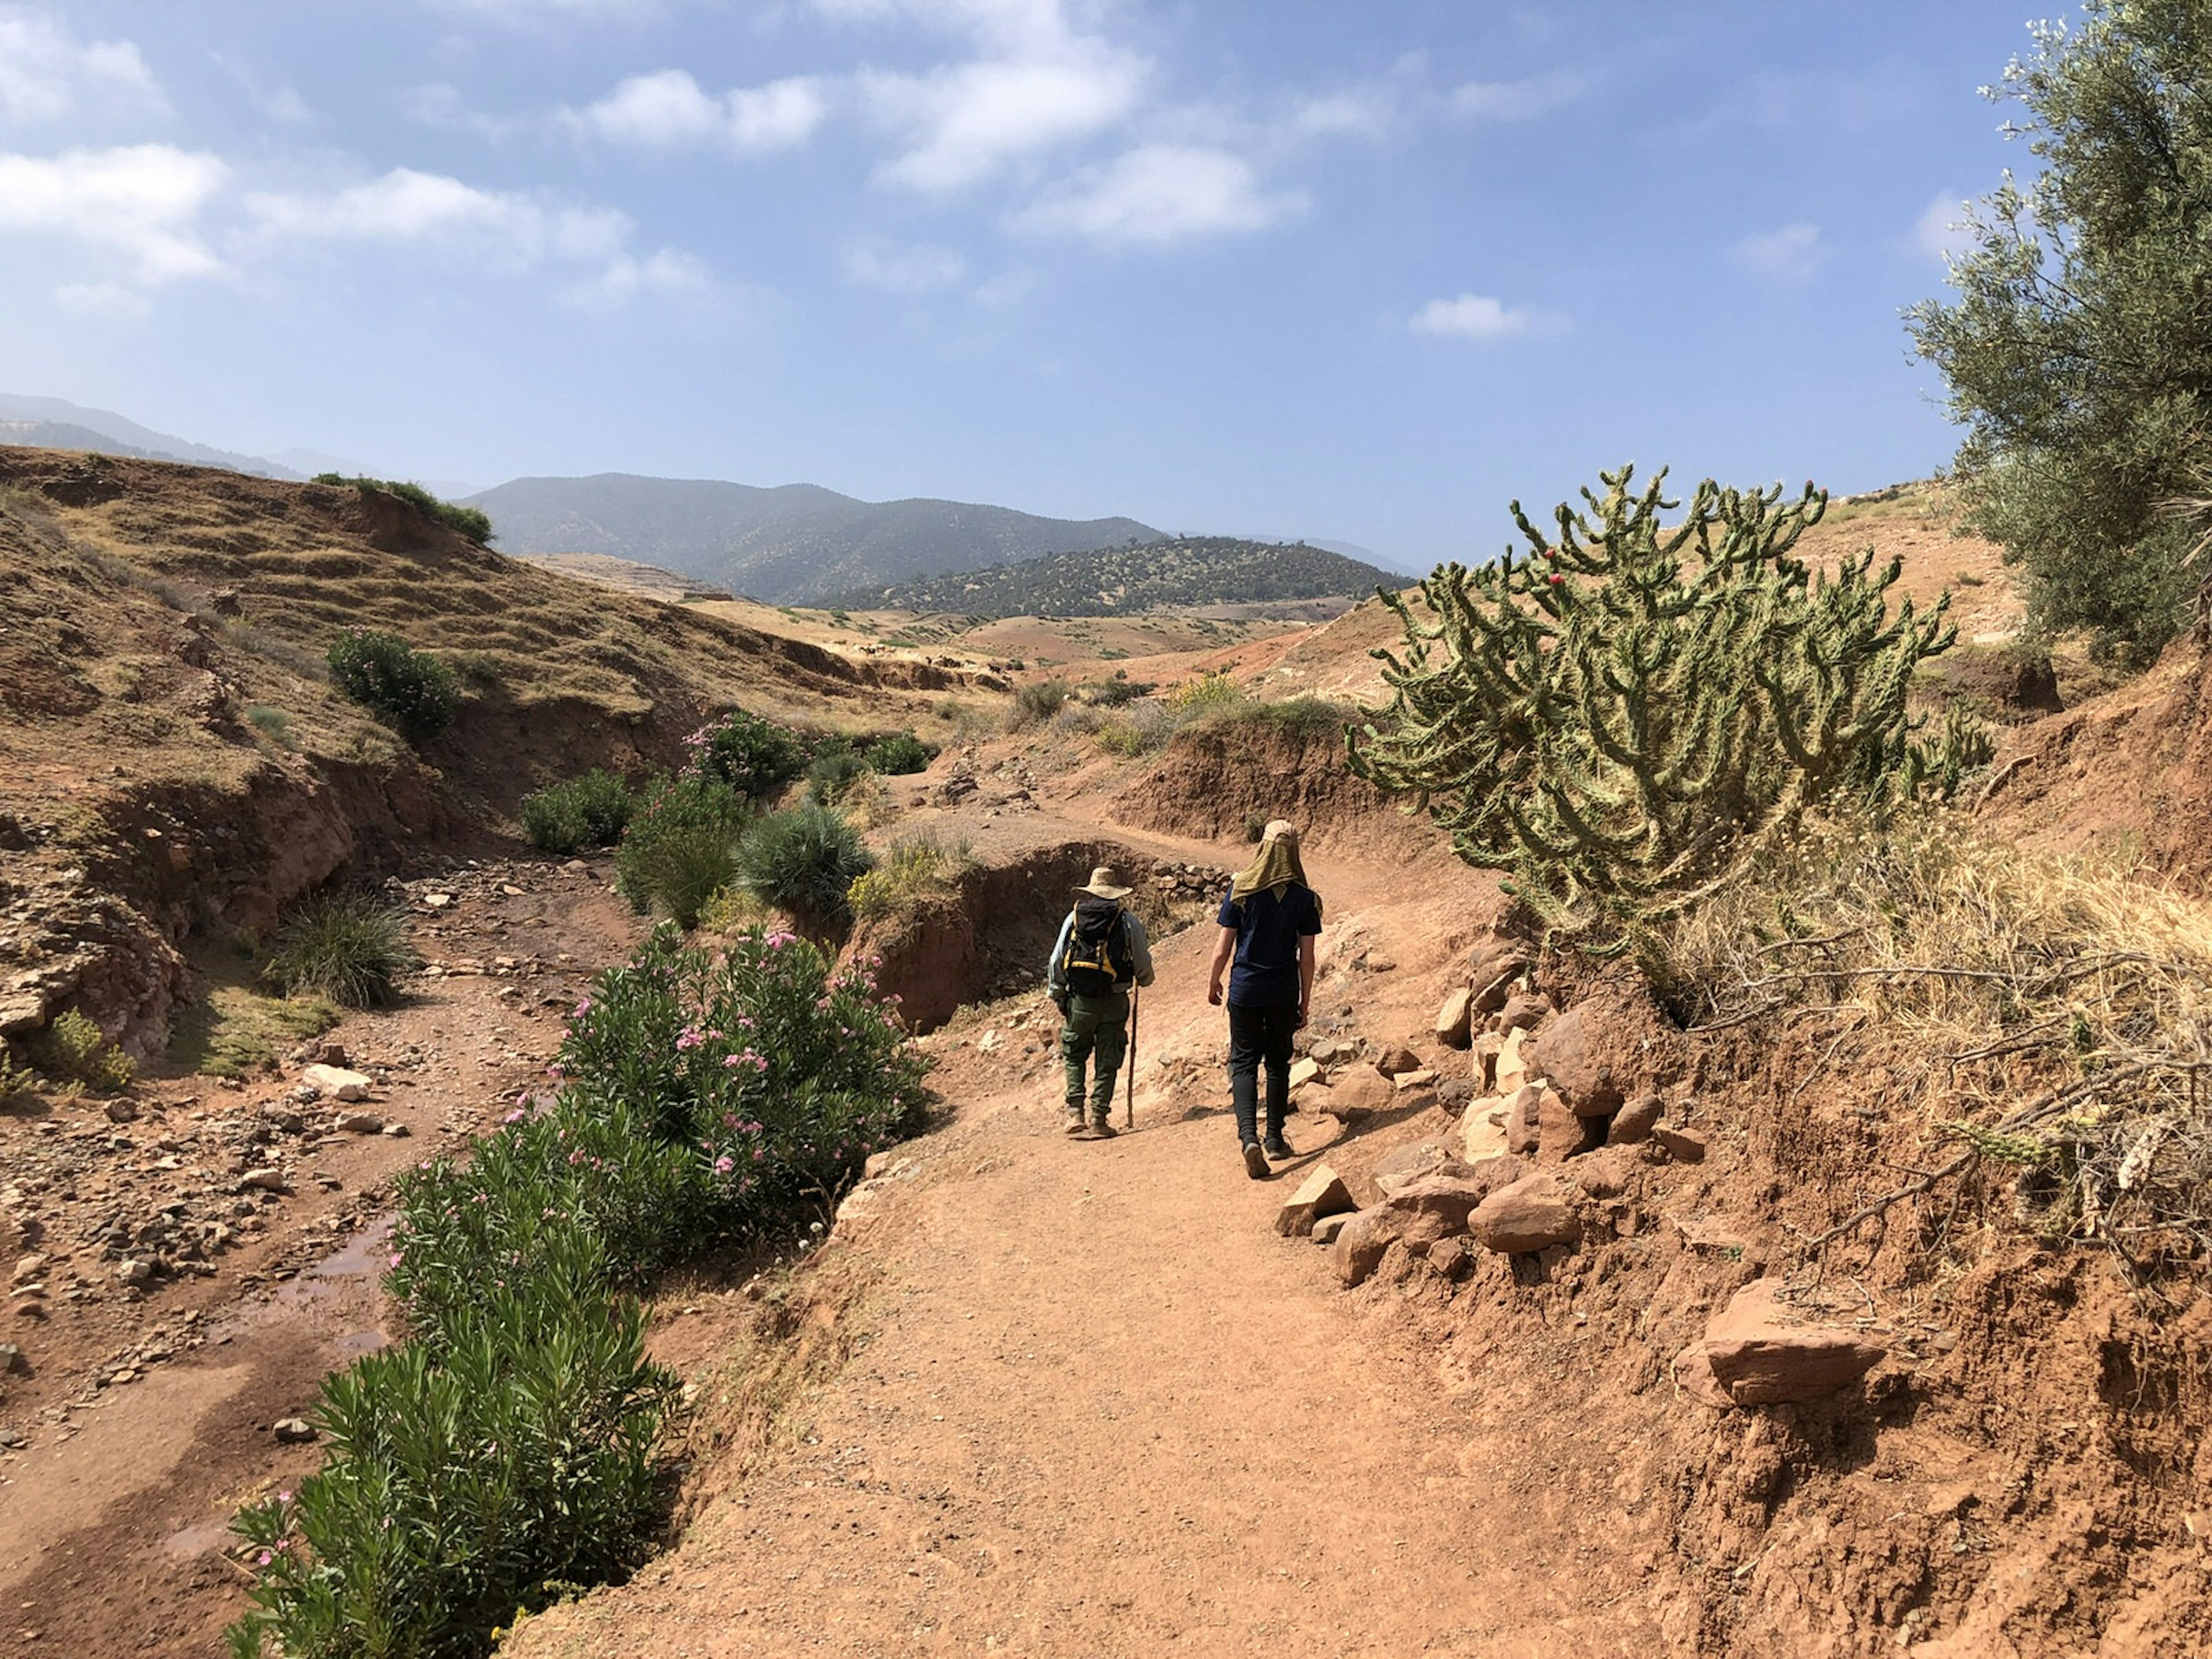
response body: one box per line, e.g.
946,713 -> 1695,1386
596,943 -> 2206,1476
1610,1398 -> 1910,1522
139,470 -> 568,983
464,474 -> 1163,604
2,392 -> 1406,608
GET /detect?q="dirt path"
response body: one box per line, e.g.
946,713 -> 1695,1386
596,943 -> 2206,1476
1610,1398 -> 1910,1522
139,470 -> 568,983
507,842 -> 1645,1658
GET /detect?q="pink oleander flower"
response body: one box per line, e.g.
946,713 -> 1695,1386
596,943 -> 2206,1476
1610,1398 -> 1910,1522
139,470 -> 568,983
714,1156 -> 734,1175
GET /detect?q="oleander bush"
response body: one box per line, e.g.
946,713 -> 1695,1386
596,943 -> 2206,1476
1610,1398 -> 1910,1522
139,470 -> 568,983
229,925 -> 923,1659
686,708 -> 806,801
327,627 -> 459,744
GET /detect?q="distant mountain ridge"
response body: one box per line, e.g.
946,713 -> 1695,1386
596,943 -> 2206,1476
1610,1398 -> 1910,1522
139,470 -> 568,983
464,472 -> 1163,604
828,536 -> 1402,618
0,393 -> 302,479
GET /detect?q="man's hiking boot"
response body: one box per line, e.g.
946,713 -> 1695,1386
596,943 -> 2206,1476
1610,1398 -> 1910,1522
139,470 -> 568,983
1089,1118 -> 1118,1139
1064,1114 -> 1088,1137
1262,1134 -> 1291,1160
1241,1141 -> 1270,1180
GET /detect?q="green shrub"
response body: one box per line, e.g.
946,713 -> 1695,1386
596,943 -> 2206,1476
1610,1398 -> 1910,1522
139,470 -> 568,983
230,925 -> 923,1659
1080,675 -> 1153,708
262,891 -> 419,1007
327,628 -> 458,744
615,772 -> 749,915
0,1045 -> 35,1104
860,731 -> 934,774
686,709 -> 805,800
228,1239 -> 676,1659
315,474 -> 494,546
1012,679 -> 1070,727
805,747 -> 872,807
244,704 -> 291,744
735,804 -> 874,926
627,824 -> 739,929
32,1009 -> 134,1093
1195,694 -> 1353,740
520,770 -> 634,854
1094,702 -> 1174,756
847,830 -> 973,921
1349,465 -> 1980,956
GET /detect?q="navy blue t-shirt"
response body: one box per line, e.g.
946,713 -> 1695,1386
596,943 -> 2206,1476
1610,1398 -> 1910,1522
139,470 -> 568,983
1218,882 -> 1322,1009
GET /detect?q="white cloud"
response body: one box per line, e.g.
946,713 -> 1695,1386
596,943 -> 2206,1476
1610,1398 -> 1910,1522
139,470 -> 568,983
1291,85 -> 1397,141
0,144 -> 228,283
1733,221 -> 1823,282
1449,70 -> 1582,123
810,0 -> 1082,56
0,9 -> 164,124
54,280 -> 151,319
426,0 -> 664,18
240,166 -> 702,303
1410,291 -> 1541,340
1914,190 -> 1975,263
845,236 -> 966,290
860,46 -> 1142,192
1013,145 -> 1302,247
397,82 -> 531,141
570,69 -> 825,154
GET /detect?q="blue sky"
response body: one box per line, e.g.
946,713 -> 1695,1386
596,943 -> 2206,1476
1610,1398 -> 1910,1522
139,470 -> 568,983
1,1 -> 2044,569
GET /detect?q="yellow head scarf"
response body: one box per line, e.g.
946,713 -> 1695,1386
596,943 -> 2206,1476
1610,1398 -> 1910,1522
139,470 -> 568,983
1229,819 -> 1320,917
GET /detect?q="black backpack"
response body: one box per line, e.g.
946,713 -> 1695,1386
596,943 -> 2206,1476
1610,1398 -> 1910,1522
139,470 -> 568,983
1062,897 -> 1132,995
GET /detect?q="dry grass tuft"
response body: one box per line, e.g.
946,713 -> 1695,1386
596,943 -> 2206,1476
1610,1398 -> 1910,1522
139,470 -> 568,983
1661,812 -> 2212,1283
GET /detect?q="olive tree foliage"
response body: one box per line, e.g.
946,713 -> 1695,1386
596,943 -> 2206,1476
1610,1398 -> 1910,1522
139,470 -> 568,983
1905,1 -> 2212,665
1346,467 -> 1982,957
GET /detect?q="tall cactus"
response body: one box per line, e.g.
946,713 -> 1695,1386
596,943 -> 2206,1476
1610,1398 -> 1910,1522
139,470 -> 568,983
1347,465 -> 1975,953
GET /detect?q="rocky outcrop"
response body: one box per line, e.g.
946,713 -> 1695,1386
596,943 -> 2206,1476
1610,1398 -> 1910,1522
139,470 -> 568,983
1670,1278 -> 1888,1408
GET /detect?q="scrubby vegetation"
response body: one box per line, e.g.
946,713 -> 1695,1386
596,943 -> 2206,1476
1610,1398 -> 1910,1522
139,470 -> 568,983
314,474 -> 494,546
847,829 -> 974,922
735,804 -> 874,927
326,627 -> 459,744
1350,467 -> 1984,956
521,769 -> 635,854
828,535 -> 1399,618
261,891 -> 419,1008
1661,812 -> 2212,1281
230,925 -> 925,1659
31,1008 -> 134,1093
615,772 -> 749,925
1012,679 -> 1070,728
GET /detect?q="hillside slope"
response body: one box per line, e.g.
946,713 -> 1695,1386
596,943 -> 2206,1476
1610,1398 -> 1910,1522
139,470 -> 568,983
0,392 -> 300,478
466,472 -> 1161,603
831,535 -> 1400,618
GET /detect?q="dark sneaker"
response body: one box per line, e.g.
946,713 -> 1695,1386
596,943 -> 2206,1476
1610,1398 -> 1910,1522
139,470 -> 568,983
1242,1141 -> 1270,1180
1262,1135 -> 1291,1160
1089,1119 -> 1118,1139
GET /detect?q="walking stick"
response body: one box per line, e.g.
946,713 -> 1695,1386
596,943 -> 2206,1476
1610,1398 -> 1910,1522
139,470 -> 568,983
1125,983 -> 1139,1130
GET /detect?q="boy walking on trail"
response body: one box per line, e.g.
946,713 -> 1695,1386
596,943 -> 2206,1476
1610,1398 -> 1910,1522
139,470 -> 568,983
1207,820 -> 1321,1180
1047,866 -> 1156,1139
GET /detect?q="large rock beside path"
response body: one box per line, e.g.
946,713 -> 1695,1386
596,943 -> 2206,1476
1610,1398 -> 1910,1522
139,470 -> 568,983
1671,1278 -> 1887,1408
1274,1165 -> 1355,1238
1332,1166 -> 1523,1286
1528,1006 -> 1626,1118
1469,1172 -> 1580,1254
1435,987 -> 1474,1048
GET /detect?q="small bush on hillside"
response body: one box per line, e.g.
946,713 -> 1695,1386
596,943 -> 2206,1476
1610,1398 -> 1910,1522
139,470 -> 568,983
243,704 -> 291,745
0,1046 -> 35,1105
615,773 -> 749,915
31,1010 -> 133,1093
327,627 -> 458,744
861,730 -> 934,774
686,708 -> 806,800
1080,675 -> 1153,708
315,474 -> 494,546
1166,669 -> 1244,717
806,746 -> 872,807
262,891 -> 418,1007
1094,702 -> 1175,756
521,770 -> 634,854
1012,679 -> 1070,728
629,824 -> 740,929
847,830 -> 974,922
1194,694 -> 1354,741
736,804 -> 874,927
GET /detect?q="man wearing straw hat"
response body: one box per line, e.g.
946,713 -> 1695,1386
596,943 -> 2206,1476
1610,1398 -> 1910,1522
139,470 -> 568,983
1207,819 -> 1322,1179
1046,864 -> 1156,1139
